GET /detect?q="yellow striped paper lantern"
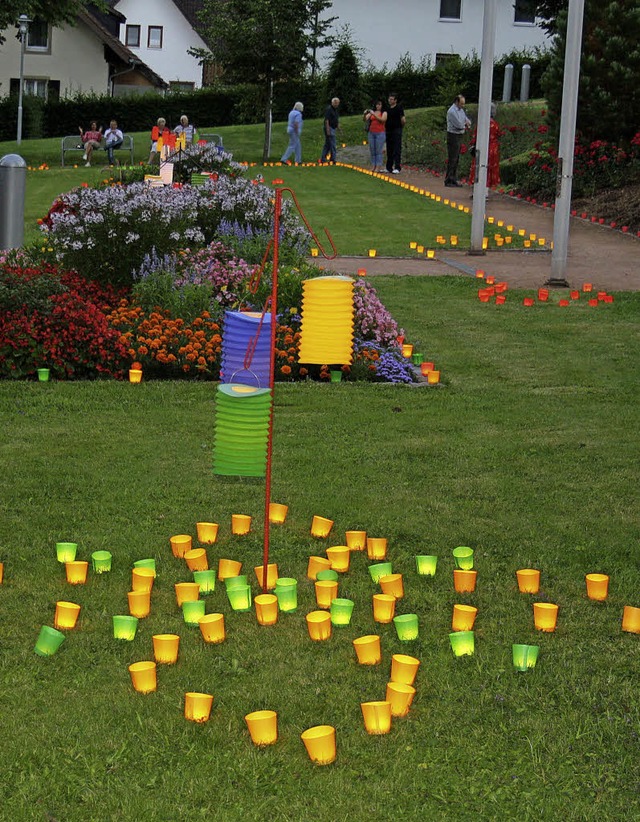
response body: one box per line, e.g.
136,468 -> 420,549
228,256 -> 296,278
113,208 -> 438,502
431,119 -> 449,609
298,275 -> 354,365
213,384 -> 272,477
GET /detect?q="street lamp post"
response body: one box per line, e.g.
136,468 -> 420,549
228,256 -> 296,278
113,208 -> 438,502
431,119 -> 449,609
16,14 -> 31,146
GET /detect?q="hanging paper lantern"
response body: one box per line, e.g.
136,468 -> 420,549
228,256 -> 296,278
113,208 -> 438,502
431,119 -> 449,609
213,384 -> 272,477
220,311 -> 272,388
298,276 -> 355,365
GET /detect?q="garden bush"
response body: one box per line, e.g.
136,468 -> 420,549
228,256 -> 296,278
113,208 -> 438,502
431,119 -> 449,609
42,172 -> 310,286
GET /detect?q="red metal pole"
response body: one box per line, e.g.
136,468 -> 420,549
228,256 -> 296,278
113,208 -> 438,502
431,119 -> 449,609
261,188 -> 281,592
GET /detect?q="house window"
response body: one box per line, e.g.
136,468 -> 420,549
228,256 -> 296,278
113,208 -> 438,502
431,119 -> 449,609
148,26 -> 163,48
10,77 -> 58,100
514,0 -> 536,24
435,53 -> 460,67
440,0 -> 462,20
26,19 -> 50,51
125,25 -> 141,47
169,81 -> 195,93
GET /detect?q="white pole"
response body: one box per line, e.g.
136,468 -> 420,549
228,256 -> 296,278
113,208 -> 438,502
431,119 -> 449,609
17,29 -> 26,145
549,0 -> 586,286
470,0 -> 498,254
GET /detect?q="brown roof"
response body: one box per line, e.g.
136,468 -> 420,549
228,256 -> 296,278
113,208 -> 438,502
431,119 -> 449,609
78,8 -> 168,88
172,0 -> 205,32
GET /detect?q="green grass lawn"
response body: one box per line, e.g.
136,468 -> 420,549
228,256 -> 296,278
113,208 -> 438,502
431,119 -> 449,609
1,276 -> 639,821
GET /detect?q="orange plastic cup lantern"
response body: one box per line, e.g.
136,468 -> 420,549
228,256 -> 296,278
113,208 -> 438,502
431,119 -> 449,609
245,710 -> 278,746
352,635 -> 381,665
315,579 -> 338,609
379,573 -> 404,599
533,602 -> 559,632
218,558 -> 242,580
306,610 -> 332,641
199,613 -> 226,644
153,633 -> 180,664
301,725 -> 336,765
453,569 -> 477,593
586,573 -> 609,601
185,548 -> 209,572
516,568 -> 540,594
132,567 -> 155,593
268,503 -> 288,524
311,515 -> 334,538
307,555 -> 332,580
129,369 -> 142,384
231,514 -> 251,535
401,343 -> 414,358
65,561 -> 88,585
427,370 -> 440,385
345,530 -> 367,551
361,701 -> 392,735
326,546 -> 350,573
54,601 -> 81,630
390,653 -> 420,686
0,562 -> 4,584
196,521 -> 219,544
170,534 -> 192,558
184,692 -> 213,723
452,604 -> 478,632
373,593 -> 396,624
254,563 -> 278,590
255,593 -> 279,626
175,581 -> 201,607
129,661 -> 157,694
366,537 -> 388,560
621,605 -> 640,634
386,681 -> 416,717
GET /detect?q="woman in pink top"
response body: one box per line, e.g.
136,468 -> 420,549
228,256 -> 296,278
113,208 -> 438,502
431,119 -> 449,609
78,121 -> 102,166
364,100 -> 387,172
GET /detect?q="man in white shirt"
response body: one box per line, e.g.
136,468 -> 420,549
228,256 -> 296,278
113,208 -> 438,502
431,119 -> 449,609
445,95 -> 471,187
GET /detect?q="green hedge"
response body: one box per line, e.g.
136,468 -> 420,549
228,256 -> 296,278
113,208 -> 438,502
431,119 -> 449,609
0,49 -> 550,140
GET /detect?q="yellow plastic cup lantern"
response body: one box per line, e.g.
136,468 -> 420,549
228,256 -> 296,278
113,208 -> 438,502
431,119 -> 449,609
128,661 -> 157,694
54,601 -> 81,630
184,692 -> 213,723
306,610 -> 332,641
199,613 -> 226,644
516,568 -> 540,594
300,725 -> 336,765
255,593 -> 279,626
196,522 -> 219,544
390,654 -> 420,686
361,701 -> 392,735
386,681 -> 416,717
152,634 -> 180,664
372,593 -> 396,624
245,710 -> 278,746
352,635 -> 381,665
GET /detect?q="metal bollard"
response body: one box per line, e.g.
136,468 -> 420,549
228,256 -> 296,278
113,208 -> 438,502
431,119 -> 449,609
502,64 -> 514,102
520,64 -> 531,103
0,154 -> 27,250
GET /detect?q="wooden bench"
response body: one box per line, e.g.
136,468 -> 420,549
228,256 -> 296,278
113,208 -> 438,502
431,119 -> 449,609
199,133 -> 224,149
61,134 -> 135,167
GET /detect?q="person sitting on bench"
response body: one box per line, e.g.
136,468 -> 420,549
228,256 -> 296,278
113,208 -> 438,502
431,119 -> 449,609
104,120 -> 124,166
79,121 -> 103,167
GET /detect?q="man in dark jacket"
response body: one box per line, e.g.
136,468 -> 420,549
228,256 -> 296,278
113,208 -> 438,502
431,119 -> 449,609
320,97 -> 340,163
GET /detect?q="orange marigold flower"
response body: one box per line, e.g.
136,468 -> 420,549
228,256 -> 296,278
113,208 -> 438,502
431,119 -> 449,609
186,352 -> 197,362
197,356 -> 206,365
137,346 -> 148,356
299,367 -> 308,376
280,365 -> 292,375
183,364 -> 190,372
287,356 -> 294,363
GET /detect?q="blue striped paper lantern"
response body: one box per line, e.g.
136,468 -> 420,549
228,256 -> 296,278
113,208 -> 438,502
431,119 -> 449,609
220,311 -> 272,388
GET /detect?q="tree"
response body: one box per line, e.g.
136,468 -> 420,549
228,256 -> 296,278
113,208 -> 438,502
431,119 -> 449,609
542,0 -> 640,143
194,0 -> 336,160
324,39 -> 362,115
0,0 -> 94,40
308,0 -> 337,80
535,1 -> 568,35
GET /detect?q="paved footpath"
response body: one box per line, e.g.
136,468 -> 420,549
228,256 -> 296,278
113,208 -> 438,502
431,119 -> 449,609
312,160 -> 639,292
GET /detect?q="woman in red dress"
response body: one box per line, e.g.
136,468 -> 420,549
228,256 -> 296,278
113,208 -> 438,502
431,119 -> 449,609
469,103 -> 501,187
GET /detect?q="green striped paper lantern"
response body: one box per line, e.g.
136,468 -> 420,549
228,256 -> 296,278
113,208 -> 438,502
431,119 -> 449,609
213,384 -> 273,477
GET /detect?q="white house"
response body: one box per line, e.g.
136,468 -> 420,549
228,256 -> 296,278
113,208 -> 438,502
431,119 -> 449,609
113,0 -> 210,91
322,0 -> 549,68
0,6 -> 166,100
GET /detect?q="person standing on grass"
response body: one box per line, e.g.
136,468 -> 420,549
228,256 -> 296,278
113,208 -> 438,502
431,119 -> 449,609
281,102 -> 304,165
384,93 -> 405,174
104,119 -> 124,166
364,100 -> 387,172
79,121 -> 102,167
445,94 -> 471,186
320,97 -> 340,164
